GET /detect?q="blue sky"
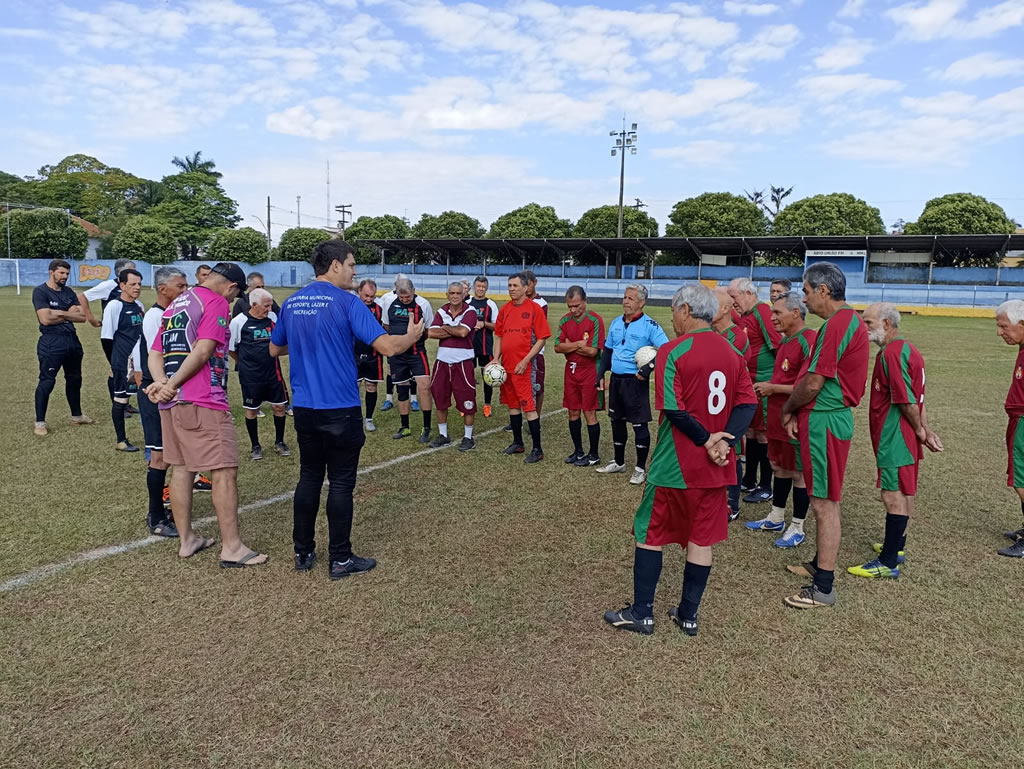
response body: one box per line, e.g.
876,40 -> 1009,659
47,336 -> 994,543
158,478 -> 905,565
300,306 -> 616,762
1,0 -> 1022,240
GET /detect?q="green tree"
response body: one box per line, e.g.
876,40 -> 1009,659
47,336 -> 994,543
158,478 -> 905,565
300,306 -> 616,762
772,192 -> 885,236
346,214 -> 411,264
206,227 -> 270,264
410,211 -> 485,239
171,150 -> 222,180
276,227 -> 333,262
0,171 -> 23,201
572,205 -> 659,266
486,203 -> 573,264
112,216 -> 178,265
903,193 -> 1016,267
666,192 -> 769,237
26,154 -> 146,222
150,171 -> 241,259
0,208 -> 88,260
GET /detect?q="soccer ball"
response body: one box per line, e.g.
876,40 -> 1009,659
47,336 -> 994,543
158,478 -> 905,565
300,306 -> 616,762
483,362 -> 507,387
634,345 -> 659,370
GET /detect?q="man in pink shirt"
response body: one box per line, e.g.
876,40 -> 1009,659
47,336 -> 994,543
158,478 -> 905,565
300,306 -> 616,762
147,263 -> 267,568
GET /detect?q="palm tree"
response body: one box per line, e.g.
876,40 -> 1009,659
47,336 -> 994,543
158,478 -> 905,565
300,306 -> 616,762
170,151 -> 221,179
767,185 -> 793,220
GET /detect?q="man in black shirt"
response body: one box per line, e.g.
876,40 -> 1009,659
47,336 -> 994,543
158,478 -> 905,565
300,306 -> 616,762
101,268 -> 145,451
468,275 -> 499,417
384,277 -> 433,442
232,271 -> 281,318
229,287 -> 290,460
31,259 -> 94,435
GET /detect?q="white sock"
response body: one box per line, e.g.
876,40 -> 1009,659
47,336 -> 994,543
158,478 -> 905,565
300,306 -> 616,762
465,425 -> 473,438
439,423 -> 448,438
768,505 -> 787,524
412,396 -> 418,404
385,394 -> 392,402
789,517 -> 805,534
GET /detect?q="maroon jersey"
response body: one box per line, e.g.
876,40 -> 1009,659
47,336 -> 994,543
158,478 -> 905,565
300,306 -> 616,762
797,306 -> 869,412
765,328 -> 817,442
430,303 -> 477,363
649,328 -> 757,489
557,309 -> 605,383
870,338 -> 925,467
739,301 -> 783,382
1007,345 -> 1024,416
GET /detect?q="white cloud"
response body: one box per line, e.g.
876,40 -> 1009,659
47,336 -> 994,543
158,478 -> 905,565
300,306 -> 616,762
799,73 -> 903,102
725,24 -> 801,70
937,52 -> 1024,81
901,91 -> 978,114
813,39 -> 874,71
651,140 -> 741,166
837,0 -> 866,18
886,0 -> 1024,40
723,2 -> 780,16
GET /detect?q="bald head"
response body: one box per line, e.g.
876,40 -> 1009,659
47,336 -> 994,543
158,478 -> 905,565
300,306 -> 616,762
712,287 -> 734,329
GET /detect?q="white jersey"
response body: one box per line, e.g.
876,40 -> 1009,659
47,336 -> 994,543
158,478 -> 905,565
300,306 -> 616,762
83,278 -> 117,302
131,304 -> 166,373
533,295 -> 548,355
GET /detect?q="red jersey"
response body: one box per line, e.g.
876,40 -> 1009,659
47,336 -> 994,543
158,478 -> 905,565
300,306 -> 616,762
649,328 -> 756,489
495,298 -> 551,368
557,309 -> 605,381
1006,345 -> 1024,416
870,338 -> 925,467
765,327 -> 817,441
798,306 -> 869,412
739,301 -> 783,382
719,323 -> 751,365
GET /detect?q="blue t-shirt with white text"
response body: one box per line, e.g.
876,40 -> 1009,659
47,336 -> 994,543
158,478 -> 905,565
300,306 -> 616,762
605,313 -> 670,375
271,281 -> 386,409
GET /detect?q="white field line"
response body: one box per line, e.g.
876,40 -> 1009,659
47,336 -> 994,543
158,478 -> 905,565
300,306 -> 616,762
0,408 -> 567,594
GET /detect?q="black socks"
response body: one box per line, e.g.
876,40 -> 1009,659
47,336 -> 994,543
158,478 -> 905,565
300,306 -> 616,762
510,413 -> 523,445
365,391 -> 377,420
112,402 -> 127,443
274,415 -> 286,444
879,513 -> 909,568
587,422 -> 600,457
146,467 -> 167,526
633,547 -> 663,619
773,476 -> 793,508
245,416 -> 260,449
527,417 -> 541,451
612,419 -> 627,466
792,486 -> 810,520
681,561 -> 711,621
569,419 -> 583,454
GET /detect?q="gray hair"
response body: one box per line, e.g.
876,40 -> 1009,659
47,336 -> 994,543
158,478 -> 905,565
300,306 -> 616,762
358,278 -> 377,292
565,285 -> 586,300
247,271 -> 264,286
154,266 -> 186,287
870,301 -> 900,328
395,277 -> 415,294
249,287 -> 273,305
448,281 -> 465,291
672,283 -> 717,323
474,275 -> 488,286
997,300 -> 1024,325
729,277 -> 756,296
804,262 -> 847,300
394,273 -> 408,289
775,291 -> 806,319
509,272 -> 528,287
625,284 -> 648,303
114,258 -> 136,274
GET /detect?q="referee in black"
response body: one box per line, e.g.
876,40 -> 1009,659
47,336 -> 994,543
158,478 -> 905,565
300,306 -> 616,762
32,259 -> 95,436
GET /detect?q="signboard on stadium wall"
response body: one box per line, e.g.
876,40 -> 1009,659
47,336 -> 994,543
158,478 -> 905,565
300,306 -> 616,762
806,249 -> 867,258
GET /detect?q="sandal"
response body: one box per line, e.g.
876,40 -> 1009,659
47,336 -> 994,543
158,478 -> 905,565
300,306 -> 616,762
219,551 -> 269,569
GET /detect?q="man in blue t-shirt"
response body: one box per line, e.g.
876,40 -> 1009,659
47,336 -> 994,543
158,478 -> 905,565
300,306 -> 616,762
270,240 -> 424,581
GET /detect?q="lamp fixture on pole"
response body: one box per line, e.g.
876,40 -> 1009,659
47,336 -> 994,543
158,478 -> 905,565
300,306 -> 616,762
609,117 -> 638,279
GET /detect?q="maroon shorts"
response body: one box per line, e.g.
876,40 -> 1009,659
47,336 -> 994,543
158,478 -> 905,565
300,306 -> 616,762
877,464 -> 919,496
633,484 -> 729,548
563,365 -> 599,411
749,395 -> 768,432
533,353 -> 546,394
767,439 -> 800,473
1007,415 -> 1024,488
160,403 -> 238,473
501,370 -> 535,412
430,359 -> 477,415
799,409 -> 853,502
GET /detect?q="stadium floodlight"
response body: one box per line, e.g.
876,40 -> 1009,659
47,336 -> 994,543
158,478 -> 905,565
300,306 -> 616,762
608,116 -> 639,278
631,123 -> 637,130
611,149 -> 616,156
609,130 -> 617,136
631,147 -> 637,155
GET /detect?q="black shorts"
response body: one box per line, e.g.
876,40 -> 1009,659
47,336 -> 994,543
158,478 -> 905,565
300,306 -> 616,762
111,358 -> 136,400
357,354 -> 385,382
475,353 -> 492,368
608,374 -> 652,423
37,335 -> 83,383
389,349 -> 429,384
137,384 -> 162,451
241,379 -> 289,410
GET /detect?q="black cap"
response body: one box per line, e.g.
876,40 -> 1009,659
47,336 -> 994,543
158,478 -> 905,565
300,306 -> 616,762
210,263 -> 247,294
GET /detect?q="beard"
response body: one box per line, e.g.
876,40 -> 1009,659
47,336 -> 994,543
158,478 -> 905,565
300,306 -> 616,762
869,330 -> 886,346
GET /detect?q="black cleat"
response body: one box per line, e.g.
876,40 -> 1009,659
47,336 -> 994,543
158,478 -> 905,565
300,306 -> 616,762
193,474 -> 213,491
668,606 -> 698,636
502,443 -> 525,455
574,454 -> 601,467
1003,525 -> 1024,542
274,441 -> 291,457
728,507 -> 741,522
329,554 -> 377,580
149,519 -> 179,538
565,451 -> 585,464
743,487 -> 773,504
295,551 -> 317,572
525,448 -> 544,464
429,435 -> 452,448
251,445 -> 264,461
419,430 -> 432,444
603,604 -> 654,635
997,540 -> 1024,558
458,437 -> 476,452
503,423 -> 513,432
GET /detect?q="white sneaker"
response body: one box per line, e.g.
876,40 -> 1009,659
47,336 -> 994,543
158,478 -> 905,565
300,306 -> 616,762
365,419 -> 376,433
596,461 -> 626,474
257,410 -> 266,418
629,468 -> 647,485
33,421 -> 48,436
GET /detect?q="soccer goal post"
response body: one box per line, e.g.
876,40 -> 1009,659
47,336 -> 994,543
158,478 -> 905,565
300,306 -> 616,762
0,258 -> 21,295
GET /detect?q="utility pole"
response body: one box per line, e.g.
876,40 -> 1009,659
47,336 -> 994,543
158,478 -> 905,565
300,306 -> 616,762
296,195 -> 301,227
632,198 -> 646,211
335,204 -> 352,238
610,118 -> 638,279
267,196 -> 271,247
326,160 -> 331,227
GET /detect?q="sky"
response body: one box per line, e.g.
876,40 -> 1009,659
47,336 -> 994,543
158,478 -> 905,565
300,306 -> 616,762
1,0 -> 1022,241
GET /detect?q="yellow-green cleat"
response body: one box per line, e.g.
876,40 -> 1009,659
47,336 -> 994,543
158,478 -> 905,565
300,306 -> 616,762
847,558 -> 899,580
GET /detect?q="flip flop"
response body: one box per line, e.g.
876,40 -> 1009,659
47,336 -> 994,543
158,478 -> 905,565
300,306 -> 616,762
180,537 -> 216,558
219,551 -> 269,569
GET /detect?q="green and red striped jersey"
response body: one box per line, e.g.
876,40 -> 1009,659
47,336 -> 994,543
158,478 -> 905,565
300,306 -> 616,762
765,327 -> 817,442
869,338 -> 925,468
1006,345 -> 1024,416
719,323 -> 751,365
739,301 -> 783,382
648,328 -> 756,489
798,306 -> 869,412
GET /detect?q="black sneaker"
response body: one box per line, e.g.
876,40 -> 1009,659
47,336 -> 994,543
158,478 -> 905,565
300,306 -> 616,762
525,448 -> 544,464
502,443 -> 525,455
295,551 -> 317,572
728,507 -> 741,522
565,450 -> 585,464
503,423 -> 513,432
1003,524 -> 1024,542
574,454 -> 600,467
419,430 -> 432,444
115,440 -> 140,453
740,482 -> 757,493
251,445 -> 264,461
458,437 -> 476,452
429,435 -> 452,448
603,604 -> 654,635
743,487 -> 772,504
126,404 -> 139,415
668,606 -> 698,636
274,441 -> 291,457
149,519 -> 179,538
998,540 -> 1024,558
329,555 -> 377,580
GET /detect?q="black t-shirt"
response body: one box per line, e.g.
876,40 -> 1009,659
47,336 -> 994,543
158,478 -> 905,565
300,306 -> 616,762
386,296 -> 428,353
468,296 -> 497,356
230,312 -> 283,385
32,282 -> 80,337
354,302 -> 384,359
101,285 -> 121,312
232,292 -> 281,318
103,299 -> 145,369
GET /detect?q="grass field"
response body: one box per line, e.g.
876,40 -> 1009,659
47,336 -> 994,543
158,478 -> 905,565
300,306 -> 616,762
2,284 -> 1023,768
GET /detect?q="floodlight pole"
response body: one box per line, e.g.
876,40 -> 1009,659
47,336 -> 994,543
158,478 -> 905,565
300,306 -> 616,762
609,117 -> 638,279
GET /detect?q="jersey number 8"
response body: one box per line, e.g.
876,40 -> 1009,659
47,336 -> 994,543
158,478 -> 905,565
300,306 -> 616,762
708,370 -> 727,415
